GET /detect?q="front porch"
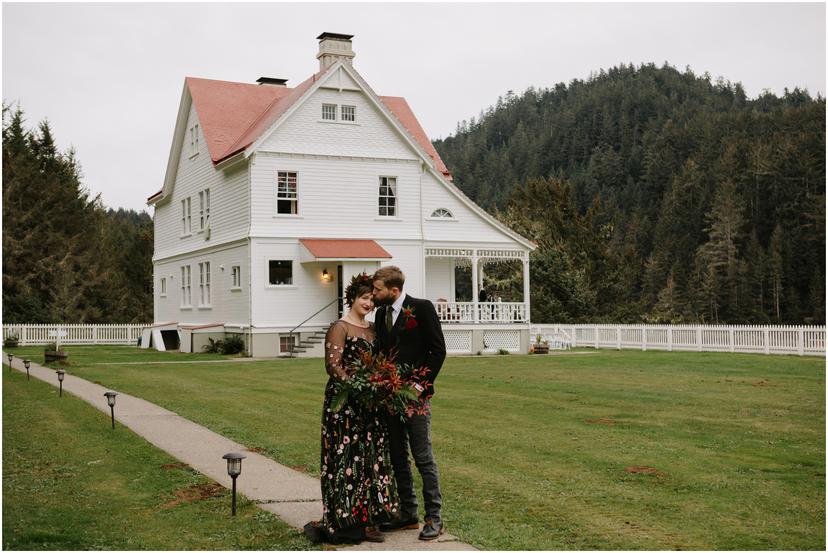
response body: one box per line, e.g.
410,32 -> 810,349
424,246 -> 531,324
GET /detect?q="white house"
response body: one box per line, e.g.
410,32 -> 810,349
148,32 -> 536,357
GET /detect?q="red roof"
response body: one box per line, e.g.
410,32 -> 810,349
150,69 -> 453,203
300,239 -> 392,259
186,71 -> 451,173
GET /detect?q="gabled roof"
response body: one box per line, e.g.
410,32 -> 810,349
185,72 -> 451,176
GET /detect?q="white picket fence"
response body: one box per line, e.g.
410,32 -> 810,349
532,324 -> 826,356
2,324 -> 147,346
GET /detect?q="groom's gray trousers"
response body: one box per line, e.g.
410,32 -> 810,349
385,412 -> 442,523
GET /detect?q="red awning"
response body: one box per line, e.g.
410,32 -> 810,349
299,239 -> 392,261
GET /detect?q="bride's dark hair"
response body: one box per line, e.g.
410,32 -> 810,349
344,272 -> 374,308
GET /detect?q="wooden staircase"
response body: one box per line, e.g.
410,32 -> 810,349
288,329 -> 328,357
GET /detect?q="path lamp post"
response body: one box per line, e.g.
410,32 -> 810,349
104,392 -> 118,429
222,452 -> 246,516
23,359 -> 30,381
7,353 -> 13,372
56,369 -> 65,397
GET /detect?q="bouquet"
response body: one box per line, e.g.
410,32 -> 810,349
330,349 -> 431,421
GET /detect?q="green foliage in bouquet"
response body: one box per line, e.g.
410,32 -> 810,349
330,348 -> 430,421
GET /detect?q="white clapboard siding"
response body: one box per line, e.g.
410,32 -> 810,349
153,103 -> 250,262
260,88 -> 417,161
421,171 -> 518,244
3,324 -> 147,346
154,242 -> 250,326
249,153 -> 422,240
532,324 -> 826,356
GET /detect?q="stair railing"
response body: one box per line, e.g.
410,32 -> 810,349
287,297 -> 341,358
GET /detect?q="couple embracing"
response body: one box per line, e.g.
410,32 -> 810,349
303,266 -> 447,545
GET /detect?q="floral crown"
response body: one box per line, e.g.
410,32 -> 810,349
344,272 -> 374,305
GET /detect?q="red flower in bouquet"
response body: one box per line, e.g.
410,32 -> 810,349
331,348 -> 430,420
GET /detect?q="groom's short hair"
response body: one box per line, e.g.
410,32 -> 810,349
374,266 -> 405,290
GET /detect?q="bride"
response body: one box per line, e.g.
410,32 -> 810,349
303,273 -> 399,544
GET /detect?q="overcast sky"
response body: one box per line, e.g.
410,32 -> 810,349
3,2 -> 825,213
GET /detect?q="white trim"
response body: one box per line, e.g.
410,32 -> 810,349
152,83 -> 191,206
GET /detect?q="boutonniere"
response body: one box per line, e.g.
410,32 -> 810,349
402,306 -> 418,330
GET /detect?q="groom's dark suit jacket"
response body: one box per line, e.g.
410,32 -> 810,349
376,295 -> 446,398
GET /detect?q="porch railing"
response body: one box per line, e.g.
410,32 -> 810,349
435,301 -> 526,323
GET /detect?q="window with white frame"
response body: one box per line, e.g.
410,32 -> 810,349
190,123 -> 199,155
181,197 -> 191,235
231,265 -> 241,289
268,260 -> 293,285
277,172 -> 298,214
199,189 -> 211,231
322,103 -> 337,121
160,277 -> 167,296
430,208 -> 454,218
378,176 -> 397,217
199,262 -> 211,306
341,105 -> 356,122
180,265 -> 192,307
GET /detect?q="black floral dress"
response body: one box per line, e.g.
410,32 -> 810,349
308,320 -> 399,543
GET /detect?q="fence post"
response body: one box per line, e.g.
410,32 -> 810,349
697,327 -> 702,351
729,327 -> 735,353
21,325 -> 27,347
797,326 -> 805,356
667,326 -> 673,351
642,326 -> 647,351
594,326 -> 599,350
763,326 -> 770,355
616,327 -> 621,350
93,325 -> 99,345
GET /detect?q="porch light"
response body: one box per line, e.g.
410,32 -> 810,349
222,452 -> 246,515
104,392 -> 118,429
23,359 -> 30,381
322,268 -> 330,282
56,369 -> 65,397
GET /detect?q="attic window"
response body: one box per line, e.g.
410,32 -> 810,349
322,104 -> 337,121
189,124 -> 199,156
431,208 -> 453,218
341,105 -> 356,122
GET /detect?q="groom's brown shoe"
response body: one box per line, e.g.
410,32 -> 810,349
419,518 -> 444,540
378,516 -> 419,532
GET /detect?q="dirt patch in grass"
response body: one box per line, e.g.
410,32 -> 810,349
624,465 -> 667,477
752,379 -> 772,387
160,462 -> 190,470
160,483 -> 225,509
246,447 -> 266,453
585,418 -> 617,425
291,464 -> 310,473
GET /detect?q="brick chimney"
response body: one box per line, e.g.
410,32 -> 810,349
316,32 -> 355,71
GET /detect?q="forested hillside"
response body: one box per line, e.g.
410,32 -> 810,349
434,63 -> 825,324
3,105 -> 153,323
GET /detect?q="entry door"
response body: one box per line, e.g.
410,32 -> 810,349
337,264 -> 344,318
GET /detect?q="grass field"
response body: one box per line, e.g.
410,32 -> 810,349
6,345 -> 825,550
2,368 -> 315,550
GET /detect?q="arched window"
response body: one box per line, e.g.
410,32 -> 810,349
430,208 -> 454,218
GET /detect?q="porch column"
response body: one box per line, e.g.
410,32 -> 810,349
523,256 -> 531,323
471,253 -> 479,323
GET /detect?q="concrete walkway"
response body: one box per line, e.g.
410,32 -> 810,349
3,353 -> 475,551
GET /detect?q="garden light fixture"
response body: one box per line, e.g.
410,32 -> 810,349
104,392 -> 118,429
222,452 -> 246,515
56,369 -> 65,396
7,352 -> 13,371
23,359 -> 30,381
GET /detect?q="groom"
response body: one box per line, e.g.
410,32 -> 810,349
372,265 -> 447,540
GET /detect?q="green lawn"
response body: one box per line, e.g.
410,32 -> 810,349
2,367 -> 315,550
7,345 -> 825,550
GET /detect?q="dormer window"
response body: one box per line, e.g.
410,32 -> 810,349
430,208 -> 453,218
322,104 -> 337,121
